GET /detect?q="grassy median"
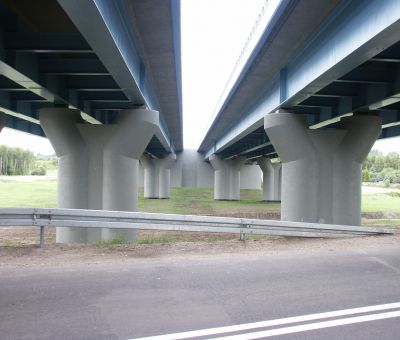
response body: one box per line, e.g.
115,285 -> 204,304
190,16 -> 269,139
0,176 -> 398,246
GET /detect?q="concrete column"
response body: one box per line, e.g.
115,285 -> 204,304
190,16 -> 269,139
141,153 -> 176,198
158,154 -> 176,198
141,154 -> 156,198
39,108 -> 89,243
209,155 -> 246,200
39,108 -> 158,243
264,112 -> 381,225
257,158 -> 281,201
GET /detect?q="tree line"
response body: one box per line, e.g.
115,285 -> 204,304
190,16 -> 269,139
362,150 -> 400,184
0,146 -> 58,176
0,145 -> 36,175
0,143 -> 397,182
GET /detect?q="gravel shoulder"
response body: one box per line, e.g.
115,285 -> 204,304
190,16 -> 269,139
1,230 -> 399,269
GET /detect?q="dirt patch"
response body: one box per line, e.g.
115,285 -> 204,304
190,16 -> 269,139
362,212 -> 400,219
0,227 -> 55,246
212,211 -> 281,220
1,227 -> 399,268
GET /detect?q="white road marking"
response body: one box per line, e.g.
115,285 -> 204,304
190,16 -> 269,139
130,301 -> 400,340
369,256 -> 400,274
216,311 -> 400,339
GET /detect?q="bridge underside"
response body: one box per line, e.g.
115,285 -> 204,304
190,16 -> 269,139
214,39 -> 400,162
0,0 -> 183,244
0,0 -> 182,158
197,0 -> 400,226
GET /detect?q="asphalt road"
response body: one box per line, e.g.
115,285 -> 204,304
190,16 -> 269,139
1,245 -> 400,339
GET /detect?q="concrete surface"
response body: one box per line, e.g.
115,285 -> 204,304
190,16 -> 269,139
265,112 -> 381,226
258,158 -> 281,201
210,155 -> 246,200
141,154 -> 176,199
140,150 -> 261,190
1,243 -> 399,339
40,108 -> 158,243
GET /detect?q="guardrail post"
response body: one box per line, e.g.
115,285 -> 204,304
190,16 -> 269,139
39,226 -> 45,248
239,224 -> 247,241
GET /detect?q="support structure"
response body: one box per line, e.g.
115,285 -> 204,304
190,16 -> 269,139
257,158 -> 281,201
141,153 -> 176,199
264,112 -> 381,225
39,107 -> 158,243
0,112 -> 5,133
209,155 -> 246,200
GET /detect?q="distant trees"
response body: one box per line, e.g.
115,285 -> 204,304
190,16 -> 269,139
362,150 -> 400,185
0,146 -> 59,176
34,154 -> 58,175
0,145 -> 35,175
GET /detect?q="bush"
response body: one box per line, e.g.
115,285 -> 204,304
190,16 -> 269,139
362,169 -> 370,182
31,167 -> 46,176
363,151 -> 400,183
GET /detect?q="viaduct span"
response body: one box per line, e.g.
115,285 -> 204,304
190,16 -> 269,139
1,0 -> 400,243
199,0 -> 400,226
0,0 -> 182,242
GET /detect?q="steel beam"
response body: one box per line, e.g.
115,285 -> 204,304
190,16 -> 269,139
202,0 -> 400,159
5,32 -> 92,53
39,59 -> 109,75
58,0 -> 175,154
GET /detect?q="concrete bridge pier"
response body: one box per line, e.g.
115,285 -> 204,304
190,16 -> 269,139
39,107 -> 158,243
257,158 -> 281,201
209,155 -> 246,200
264,112 -> 381,226
39,108 -> 89,243
141,153 -> 176,199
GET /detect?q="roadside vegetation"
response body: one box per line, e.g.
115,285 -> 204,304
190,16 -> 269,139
0,146 -> 58,176
362,150 -> 400,187
0,149 -> 399,246
0,176 -> 398,246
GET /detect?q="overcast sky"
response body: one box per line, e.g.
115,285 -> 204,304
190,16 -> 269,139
181,0 -> 267,149
0,0 -> 399,155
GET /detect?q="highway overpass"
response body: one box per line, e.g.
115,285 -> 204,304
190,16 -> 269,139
0,0 -> 182,242
199,0 -> 400,224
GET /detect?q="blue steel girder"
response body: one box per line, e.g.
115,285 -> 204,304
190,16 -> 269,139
57,0 -> 182,154
201,0 -> 400,160
0,4 -> 103,129
281,0 -> 400,107
5,32 -> 92,53
216,130 -> 277,162
217,127 -> 270,160
39,59 -> 109,76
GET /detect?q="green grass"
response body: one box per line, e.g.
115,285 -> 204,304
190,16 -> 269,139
361,193 -> 400,213
362,219 -> 400,226
0,180 -> 57,207
95,236 -> 127,246
138,187 -> 279,216
0,178 -> 399,216
1,177 -> 399,245
138,187 -> 215,214
137,234 -> 177,244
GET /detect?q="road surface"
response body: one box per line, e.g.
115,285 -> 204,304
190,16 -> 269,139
0,239 -> 399,339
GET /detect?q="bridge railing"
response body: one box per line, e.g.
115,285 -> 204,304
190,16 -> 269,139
0,208 -> 393,247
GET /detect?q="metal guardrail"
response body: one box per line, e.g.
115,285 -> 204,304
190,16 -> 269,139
0,208 -> 393,247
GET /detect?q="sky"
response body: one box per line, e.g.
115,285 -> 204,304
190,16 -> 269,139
0,0 -> 399,156
181,0 -> 267,149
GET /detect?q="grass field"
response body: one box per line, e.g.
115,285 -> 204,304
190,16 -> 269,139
0,177 -> 398,246
0,179 -> 57,208
0,177 -> 399,217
